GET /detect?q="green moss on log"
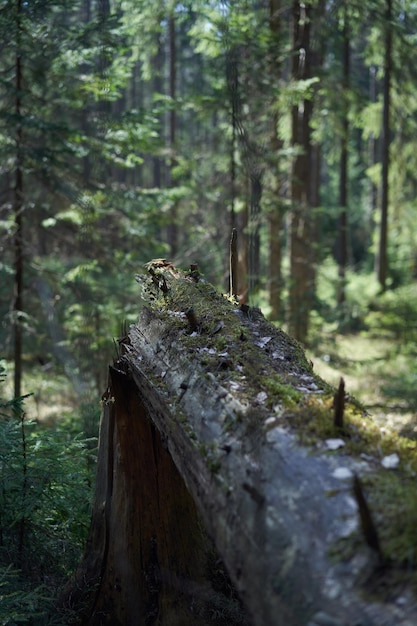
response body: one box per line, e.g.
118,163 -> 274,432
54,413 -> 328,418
136,262 -> 417,593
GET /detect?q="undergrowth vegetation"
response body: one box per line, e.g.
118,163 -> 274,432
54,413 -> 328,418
308,259 -> 417,435
0,364 -> 98,626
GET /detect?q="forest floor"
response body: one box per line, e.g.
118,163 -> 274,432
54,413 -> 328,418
308,332 -> 417,439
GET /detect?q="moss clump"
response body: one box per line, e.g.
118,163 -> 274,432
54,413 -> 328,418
282,394 -> 347,445
263,375 -> 303,408
364,472 -> 417,567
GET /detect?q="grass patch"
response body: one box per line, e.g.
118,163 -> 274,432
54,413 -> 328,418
309,332 -> 417,433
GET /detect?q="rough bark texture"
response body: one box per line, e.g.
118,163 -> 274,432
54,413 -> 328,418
63,263 -> 417,626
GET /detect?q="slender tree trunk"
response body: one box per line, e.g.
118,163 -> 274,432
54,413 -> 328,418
153,36 -> 164,188
34,277 -> 89,398
13,0 -> 23,399
237,206 -> 248,302
96,0 -> 111,184
167,13 -> 178,257
268,0 -> 283,320
248,169 -> 262,297
309,141 -> 320,303
377,0 -> 392,292
226,47 -> 244,296
369,66 -> 379,227
268,207 -> 283,320
132,61 -> 146,188
81,0 -> 92,185
288,0 -> 312,343
337,15 -> 350,306
227,47 -> 239,232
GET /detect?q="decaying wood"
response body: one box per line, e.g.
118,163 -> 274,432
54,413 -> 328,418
63,264 -> 417,626
333,376 -> 345,431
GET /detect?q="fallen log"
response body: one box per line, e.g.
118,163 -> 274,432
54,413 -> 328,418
63,261 -> 417,626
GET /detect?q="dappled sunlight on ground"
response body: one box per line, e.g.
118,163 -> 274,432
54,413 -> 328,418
308,333 -> 417,436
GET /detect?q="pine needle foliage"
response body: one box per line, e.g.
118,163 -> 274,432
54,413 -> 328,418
0,364 -> 96,624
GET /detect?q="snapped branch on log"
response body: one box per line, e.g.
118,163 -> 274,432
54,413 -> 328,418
64,262 -> 417,626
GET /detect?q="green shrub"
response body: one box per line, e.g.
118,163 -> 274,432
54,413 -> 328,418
365,283 -> 417,347
0,363 -> 96,624
312,257 -> 380,333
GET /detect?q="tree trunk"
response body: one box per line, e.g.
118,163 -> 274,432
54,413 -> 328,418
167,12 -> 178,257
268,0 -> 284,322
248,169 -> 262,297
337,14 -> 350,306
268,206 -> 283,320
62,263 -> 417,626
33,276 -> 89,398
227,45 -> 239,232
226,46 -> 247,299
81,0 -> 92,185
152,35 -> 164,189
96,0 -> 111,184
377,0 -> 392,292
288,1 -> 313,343
13,0 -> 23,399
369,65 -> 379,239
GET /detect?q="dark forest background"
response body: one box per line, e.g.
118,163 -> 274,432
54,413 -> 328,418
2,0 -> 417,622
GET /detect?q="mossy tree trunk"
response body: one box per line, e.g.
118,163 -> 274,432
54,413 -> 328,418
62,262 -> 417,626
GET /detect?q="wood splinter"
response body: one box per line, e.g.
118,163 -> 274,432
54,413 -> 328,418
333,376 -> 345,430
185,306 -> 199,333
353,474 -> 383,561
188,263 -> 200,282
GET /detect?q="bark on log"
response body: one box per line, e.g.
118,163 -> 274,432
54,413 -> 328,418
63,263 -> 417,626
